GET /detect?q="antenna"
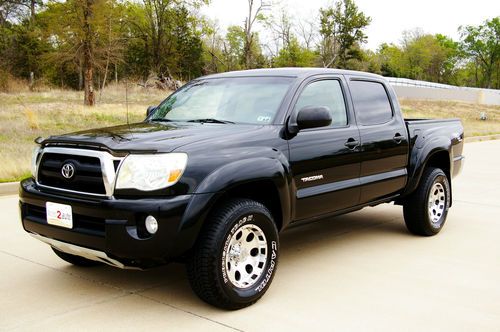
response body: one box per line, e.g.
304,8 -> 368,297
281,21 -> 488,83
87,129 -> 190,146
125,78 -> 129,126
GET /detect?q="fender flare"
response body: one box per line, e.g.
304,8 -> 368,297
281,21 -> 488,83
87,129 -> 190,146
169,157 -> 291,257
403,135 -> 452,197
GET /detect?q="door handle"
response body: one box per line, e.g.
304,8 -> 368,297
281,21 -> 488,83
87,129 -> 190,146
344,138 -> 359,149
393,133 -> 403,144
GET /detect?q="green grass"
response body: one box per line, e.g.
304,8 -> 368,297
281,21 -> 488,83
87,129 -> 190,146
0,172 -> 31,183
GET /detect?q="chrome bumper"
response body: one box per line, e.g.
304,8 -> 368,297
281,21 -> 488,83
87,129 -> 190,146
30,233 -> 141,270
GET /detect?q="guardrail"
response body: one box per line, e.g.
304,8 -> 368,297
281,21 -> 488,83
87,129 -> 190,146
386,77 -> 500,105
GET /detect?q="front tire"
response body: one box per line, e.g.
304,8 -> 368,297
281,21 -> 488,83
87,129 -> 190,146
186,199 -> 279,310
403,167 -> 451,236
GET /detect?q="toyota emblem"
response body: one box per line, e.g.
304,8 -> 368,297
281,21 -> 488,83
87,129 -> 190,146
61,163 -> 75,179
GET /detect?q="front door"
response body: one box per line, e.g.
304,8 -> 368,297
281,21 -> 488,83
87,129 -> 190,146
288,77 -> 361,221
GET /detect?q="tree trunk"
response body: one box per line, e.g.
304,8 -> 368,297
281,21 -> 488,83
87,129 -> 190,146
244,0 -> 253,69
100,56 -> 110,101
30,0 -> 36,24
84,59 -> 95,106
78,61 -> 83,91
83,0 -> 95,106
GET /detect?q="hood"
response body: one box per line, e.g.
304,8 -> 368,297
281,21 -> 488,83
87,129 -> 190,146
42,121 -> 260,153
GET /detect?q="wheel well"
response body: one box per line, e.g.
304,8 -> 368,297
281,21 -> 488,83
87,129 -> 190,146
212,181 -> 283,231
423,150 -> 453,206
426,151 -> 451,180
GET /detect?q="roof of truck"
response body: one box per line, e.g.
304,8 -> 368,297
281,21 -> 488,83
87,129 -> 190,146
200,67 -> 384,80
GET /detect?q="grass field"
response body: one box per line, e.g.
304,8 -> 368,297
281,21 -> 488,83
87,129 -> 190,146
1,87 -> 499,182
0,84 -> 168,182
400,99 -> 500,137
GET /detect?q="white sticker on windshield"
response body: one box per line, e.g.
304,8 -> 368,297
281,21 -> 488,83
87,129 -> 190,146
257,116 -> 271,122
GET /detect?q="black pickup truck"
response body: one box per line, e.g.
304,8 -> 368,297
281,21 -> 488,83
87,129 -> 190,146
20,68 -> 464,309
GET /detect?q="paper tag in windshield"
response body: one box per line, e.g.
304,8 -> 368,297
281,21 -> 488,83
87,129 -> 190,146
257,116 -> 271,123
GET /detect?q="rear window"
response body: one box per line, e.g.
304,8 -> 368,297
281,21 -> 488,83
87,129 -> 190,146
350,80 -> 393,125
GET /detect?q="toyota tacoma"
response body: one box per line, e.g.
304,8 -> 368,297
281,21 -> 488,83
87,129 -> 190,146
19,68 -> 465,309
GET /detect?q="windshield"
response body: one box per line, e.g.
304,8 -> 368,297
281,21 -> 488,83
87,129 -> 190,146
150,77 -> 294,124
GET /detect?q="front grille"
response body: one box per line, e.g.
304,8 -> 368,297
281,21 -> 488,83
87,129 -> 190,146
38,153 -> 106,194
25,204 -> 105,236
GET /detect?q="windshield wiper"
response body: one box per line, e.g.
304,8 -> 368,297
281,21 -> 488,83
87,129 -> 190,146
187,118 -> 235,124
150,118 -> 174,122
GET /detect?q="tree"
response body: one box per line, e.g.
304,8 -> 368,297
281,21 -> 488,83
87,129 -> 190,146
126,0 -> 207,78
224,25 -> 245,70
40,0 -> 126,104
459,17 -> 500,88
435,34 -> 460,84
319,0 -> 370,68
265,8 -> 292,56
243,0 -> 269,69
377,32 -> 462,85
172,6 -> 203,80
200,19 -> 226,74
296,17 -> 317,50
82,0 -> 95,105
0,0 -> 40,24
274,36 -> 316,67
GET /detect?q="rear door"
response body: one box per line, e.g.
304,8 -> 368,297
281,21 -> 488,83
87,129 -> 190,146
346,77 -> 409,204
288,76 -> 361,221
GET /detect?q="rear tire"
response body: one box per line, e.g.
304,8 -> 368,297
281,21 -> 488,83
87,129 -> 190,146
52,247 -> 101,267
186,198 -> 279,310
403,167 -> 451,236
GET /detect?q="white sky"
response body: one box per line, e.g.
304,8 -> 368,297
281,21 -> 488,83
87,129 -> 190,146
201,0 -> 500,50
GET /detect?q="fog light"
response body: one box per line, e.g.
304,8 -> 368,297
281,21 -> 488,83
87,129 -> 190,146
145,215 -> 158,234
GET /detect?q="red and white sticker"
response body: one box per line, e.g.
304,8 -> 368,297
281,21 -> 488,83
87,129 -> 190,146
46,202 -> 73,229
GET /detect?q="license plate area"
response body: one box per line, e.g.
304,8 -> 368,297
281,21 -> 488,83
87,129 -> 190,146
46,202 -> 73,229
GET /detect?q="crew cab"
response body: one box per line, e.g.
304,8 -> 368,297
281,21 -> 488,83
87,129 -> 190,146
19,68 -> 465,309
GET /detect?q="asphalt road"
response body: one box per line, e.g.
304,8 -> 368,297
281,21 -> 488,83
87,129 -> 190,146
1,140 -> 499,331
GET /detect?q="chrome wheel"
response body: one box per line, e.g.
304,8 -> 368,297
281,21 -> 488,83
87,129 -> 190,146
224,224 -> 267,289
428,182 -> 446,223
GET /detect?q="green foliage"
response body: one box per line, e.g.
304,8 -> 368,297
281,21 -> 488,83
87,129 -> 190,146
378,32 -> 463,84
274,37 -> 316,67
459,17 -> 500,88
224,25 -> 246,70
319,0 -> 371,68
0,0 -> 497,92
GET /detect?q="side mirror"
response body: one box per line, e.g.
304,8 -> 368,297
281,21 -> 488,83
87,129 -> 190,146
146,106 -> 157,117
296,106 -> 332,130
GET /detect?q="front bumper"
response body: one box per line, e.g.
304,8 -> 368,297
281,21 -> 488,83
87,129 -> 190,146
19,178 -> 197,268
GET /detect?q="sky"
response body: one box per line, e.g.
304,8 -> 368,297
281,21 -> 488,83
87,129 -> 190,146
201,0 -> 500,51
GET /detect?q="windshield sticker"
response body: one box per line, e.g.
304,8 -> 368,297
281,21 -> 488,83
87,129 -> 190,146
257,116 -> 271,122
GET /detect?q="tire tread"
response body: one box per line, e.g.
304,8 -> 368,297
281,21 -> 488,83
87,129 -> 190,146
403,167 -> 449,236
186,198 -> 275,310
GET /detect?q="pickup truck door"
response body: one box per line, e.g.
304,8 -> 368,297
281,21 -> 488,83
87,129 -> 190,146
346,77 -> 409,204
288,76 -> 361,221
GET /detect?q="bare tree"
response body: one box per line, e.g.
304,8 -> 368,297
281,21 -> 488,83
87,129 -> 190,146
265,8 -> 292,53
243,0 -> 269,68
296,17 -> 317,49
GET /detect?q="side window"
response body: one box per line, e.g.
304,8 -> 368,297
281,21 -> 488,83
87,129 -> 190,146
350,80 -> 393,125
294,80 -> 348,127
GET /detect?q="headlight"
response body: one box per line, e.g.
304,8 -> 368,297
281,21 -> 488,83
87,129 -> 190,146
31,146 -> 41,177
115,153 -> 188,191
